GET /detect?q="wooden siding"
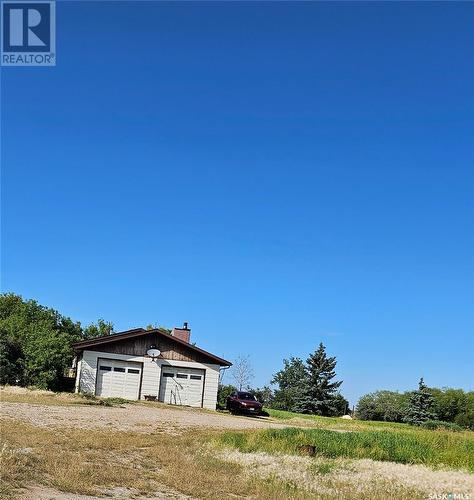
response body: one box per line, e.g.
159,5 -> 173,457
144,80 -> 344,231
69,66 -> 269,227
87,332 -> 215,365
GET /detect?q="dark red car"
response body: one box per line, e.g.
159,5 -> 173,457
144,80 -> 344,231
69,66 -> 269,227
226,391 -> 263,415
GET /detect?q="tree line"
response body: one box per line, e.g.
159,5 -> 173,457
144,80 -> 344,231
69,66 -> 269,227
2,293 -> 472,430
356,378 -> 474,430
219,343 -> 349,417
221,354 -> 474,430
0,293 -> 112,390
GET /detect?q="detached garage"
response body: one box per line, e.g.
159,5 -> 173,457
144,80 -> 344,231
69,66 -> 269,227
72,324 -> 231,409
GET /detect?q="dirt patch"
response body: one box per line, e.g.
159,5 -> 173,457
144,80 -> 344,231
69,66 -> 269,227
216,448 -> 474,498
0,401 -> 286,434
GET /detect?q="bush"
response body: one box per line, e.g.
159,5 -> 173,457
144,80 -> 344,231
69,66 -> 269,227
455,411 -> 474,430
421,420 -> 463,432
217,384 -> 236,410
251,386 -> 274,407
356,391 -> 409,422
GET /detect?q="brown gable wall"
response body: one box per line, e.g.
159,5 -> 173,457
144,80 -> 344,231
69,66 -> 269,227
87,332 -> 215,364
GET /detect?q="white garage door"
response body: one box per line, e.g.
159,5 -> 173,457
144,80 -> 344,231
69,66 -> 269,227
96,359 -> 142,400
158,367 -> 204,407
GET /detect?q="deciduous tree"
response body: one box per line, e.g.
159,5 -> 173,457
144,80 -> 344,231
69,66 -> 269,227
83,319 -> 114,339
356,390 -> 409,422
0,293 -> 112,390
231,355 -> 254,391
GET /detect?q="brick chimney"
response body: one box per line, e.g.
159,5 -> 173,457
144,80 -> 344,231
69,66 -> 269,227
171,322 -> 191,343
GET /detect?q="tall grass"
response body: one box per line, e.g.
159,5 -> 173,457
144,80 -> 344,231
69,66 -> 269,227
217,427 -> 474,472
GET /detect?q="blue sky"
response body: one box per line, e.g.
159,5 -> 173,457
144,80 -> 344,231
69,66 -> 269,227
1,1 -> 473,404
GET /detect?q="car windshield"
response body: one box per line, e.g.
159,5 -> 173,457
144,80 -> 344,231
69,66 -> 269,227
238,392 -> 256,400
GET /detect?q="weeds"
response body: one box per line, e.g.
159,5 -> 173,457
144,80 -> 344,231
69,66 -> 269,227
311,461 -> 337,475
217,426 -> 474,472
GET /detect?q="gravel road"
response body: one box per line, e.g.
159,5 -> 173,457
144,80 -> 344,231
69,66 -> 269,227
0,401 -> 286,433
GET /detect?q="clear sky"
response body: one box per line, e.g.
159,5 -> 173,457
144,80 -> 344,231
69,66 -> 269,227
1,1 -> 473,404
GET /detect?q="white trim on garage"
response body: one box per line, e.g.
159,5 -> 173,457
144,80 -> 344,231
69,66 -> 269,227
76,349 -> 220,410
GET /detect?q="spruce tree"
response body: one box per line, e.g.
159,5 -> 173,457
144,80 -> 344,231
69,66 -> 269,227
271,357 -> 309,412
296,342 -> 343,415
404,378 -> 437,425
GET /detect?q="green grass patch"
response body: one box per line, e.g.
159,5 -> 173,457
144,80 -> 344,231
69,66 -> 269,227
79,394 -> 133,406
217,426 -> 474,472
265,408 -> 406,430
421,420 -> 463,432
310,461 -> 338,475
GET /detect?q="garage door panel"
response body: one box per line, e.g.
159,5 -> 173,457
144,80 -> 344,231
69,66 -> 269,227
158,366 -> 204,407
96,359 -> 142,400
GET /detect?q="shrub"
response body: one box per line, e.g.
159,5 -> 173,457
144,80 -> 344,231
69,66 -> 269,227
251,386 -> 274,406
217,384 -> 236,409
356,390 -> 408,422
455,411 -> 474,430
421,420 -> 463,432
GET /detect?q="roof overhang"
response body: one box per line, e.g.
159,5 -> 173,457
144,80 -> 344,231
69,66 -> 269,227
72,328 -> 232,367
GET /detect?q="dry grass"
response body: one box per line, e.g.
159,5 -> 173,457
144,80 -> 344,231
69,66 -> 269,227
3,419 -> 473,500
0,442 -> 37,498
215,447 -> 427,499
0,386 -> 134,407
0,419 -> 317,499
215,446 -> 474,499
2,388 -> 473,499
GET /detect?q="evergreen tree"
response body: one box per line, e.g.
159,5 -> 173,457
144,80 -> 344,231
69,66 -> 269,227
404,378 -> 437,425
296,342 -> 343,415
271,357 -> 308,412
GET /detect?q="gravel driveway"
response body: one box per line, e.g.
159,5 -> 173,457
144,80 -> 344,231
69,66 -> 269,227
0,401 -> 286,433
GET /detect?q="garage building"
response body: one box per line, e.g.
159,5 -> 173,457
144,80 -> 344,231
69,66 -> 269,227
72,324 -> 231,409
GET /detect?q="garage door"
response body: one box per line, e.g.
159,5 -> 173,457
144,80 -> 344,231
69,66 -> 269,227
96,359 -> 142,400
158,367 -> 204,407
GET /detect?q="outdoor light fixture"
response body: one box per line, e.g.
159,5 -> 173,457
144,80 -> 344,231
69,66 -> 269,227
146,345 -> 161,361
